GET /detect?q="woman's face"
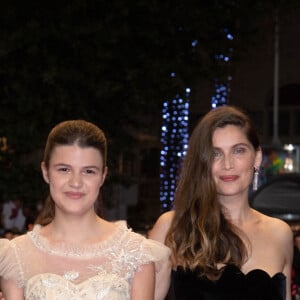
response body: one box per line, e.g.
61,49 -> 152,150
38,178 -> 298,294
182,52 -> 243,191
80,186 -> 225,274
41,144 -> 107,217
211,125 -> 261,201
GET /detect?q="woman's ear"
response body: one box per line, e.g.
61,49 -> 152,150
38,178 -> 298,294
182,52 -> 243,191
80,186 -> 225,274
41,161 -> 50,184
100,166 -> 108,186
255,147 -> 263,168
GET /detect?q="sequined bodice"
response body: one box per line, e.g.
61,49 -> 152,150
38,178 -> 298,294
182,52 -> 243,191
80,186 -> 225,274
0,222 -> 170,300
26,273 -> 129,299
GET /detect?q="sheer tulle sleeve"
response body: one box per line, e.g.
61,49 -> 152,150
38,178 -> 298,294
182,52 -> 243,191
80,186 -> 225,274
140,237 -> 171,272
0,238 -> 9,254
139,237 -> 172,300
0,238 -> 24,288
116,222 -> 171,273
0,238 -> 10,276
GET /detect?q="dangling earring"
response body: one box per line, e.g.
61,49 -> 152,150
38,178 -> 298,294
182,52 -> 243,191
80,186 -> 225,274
253,167 -> 259,192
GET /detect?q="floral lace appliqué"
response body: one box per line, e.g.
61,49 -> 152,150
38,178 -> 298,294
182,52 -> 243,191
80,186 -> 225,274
63,271 -> 79,281
25,273 -> 129,300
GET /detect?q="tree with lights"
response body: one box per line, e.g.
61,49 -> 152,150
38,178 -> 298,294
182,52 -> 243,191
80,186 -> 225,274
0,0 -> 298,211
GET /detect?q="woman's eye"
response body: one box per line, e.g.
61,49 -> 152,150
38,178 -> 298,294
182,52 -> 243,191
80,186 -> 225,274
58,167 -> 69,172
213,150 -> 222,158
233,147 -> 245,154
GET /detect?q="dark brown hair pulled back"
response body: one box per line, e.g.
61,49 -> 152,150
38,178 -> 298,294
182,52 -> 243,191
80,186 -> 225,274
35,120 -> 107,225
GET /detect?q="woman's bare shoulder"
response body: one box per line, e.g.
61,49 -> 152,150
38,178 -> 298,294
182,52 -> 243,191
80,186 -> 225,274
157,211 -> 175,223
258,211 -> 293,243
148,211 -> 175,244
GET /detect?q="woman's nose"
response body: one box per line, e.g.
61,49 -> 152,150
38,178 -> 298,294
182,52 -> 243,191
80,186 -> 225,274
68,172 -> 83,187
223,154 -> 233,169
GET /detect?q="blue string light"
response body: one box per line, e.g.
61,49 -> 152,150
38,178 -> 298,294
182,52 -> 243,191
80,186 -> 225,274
211,29 -> 233,108
160,87 -> 190,211
160,27 -> 233,209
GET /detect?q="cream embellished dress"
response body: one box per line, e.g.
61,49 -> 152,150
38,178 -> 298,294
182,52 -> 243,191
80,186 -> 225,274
0,221 -> 170,300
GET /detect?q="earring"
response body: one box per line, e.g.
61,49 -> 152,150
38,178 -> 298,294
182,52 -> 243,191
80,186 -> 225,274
253,167 -> 259,192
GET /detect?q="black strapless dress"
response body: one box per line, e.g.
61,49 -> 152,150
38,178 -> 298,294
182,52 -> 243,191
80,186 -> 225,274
166,265 -> 286,300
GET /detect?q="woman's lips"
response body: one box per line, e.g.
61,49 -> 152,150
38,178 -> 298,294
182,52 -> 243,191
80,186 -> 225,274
219,175 -> 239,182
65,192 -> 85,199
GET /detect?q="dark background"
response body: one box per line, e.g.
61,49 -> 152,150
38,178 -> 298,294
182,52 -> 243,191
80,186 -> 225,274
0,0 -> 299,230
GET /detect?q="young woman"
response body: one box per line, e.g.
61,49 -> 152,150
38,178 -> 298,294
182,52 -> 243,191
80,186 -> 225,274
0,120 -> 170,300
149,106 -> 293,300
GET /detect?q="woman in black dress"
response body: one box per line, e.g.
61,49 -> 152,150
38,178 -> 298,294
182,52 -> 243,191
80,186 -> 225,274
149,105 -> 293,300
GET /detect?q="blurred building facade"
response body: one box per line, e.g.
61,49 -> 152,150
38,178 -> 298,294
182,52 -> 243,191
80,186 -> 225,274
192,7 -> 300,146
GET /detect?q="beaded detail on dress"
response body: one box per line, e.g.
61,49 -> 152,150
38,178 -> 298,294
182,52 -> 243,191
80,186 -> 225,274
25,273 -> 129,300
29,223 -> 128,258
0,221 -> 170,300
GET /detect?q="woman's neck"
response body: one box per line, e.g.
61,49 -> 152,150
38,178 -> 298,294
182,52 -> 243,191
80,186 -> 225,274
219,194 -> 252,226
43,214 -> 107,243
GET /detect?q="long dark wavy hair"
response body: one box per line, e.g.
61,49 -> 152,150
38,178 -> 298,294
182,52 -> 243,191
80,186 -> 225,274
35,120 -> 107,225
165,106 -> 260,280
